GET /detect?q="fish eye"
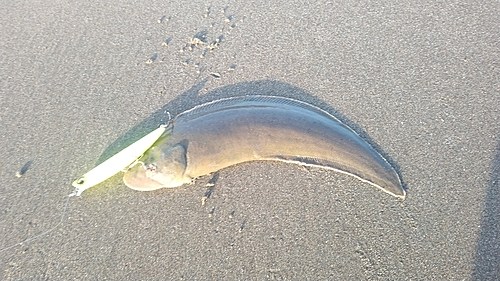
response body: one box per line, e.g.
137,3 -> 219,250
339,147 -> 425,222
145,163 -> 157,172
77,178 -> 85,184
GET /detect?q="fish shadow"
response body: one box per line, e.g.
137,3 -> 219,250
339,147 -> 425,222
97,79 -> 405,189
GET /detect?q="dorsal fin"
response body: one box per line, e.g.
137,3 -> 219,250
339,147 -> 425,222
176,95 -> 346,127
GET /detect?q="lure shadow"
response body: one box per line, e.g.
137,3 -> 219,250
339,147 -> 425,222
97,79 -> 404,188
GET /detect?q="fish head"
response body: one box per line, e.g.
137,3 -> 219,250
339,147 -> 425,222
123,143 -> 188,191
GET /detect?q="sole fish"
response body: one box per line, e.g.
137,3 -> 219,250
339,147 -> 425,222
123,96 -> 405,199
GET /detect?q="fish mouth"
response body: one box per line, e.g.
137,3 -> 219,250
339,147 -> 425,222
123,164 -> 164,191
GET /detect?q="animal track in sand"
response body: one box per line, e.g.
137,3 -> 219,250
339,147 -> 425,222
146,5 -> 240,80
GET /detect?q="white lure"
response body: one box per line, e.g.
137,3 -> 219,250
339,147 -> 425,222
72,125 -> 167,196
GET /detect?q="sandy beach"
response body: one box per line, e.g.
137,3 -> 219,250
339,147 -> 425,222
1,1 -> 499,279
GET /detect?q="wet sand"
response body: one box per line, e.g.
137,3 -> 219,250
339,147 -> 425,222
1,1 -> 499,279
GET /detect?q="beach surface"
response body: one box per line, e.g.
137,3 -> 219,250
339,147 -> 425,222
1,1 -> 499,279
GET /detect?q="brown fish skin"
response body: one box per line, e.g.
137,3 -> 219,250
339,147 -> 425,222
123,96 -> 405,199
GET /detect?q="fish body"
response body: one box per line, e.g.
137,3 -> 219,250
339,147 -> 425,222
123,96 -> 405,199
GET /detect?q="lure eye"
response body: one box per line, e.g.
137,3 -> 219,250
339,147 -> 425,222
77,178 -> 85,185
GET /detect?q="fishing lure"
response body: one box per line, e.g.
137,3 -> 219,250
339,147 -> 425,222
72,125 -> 167,196
0,125 -> 168,252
